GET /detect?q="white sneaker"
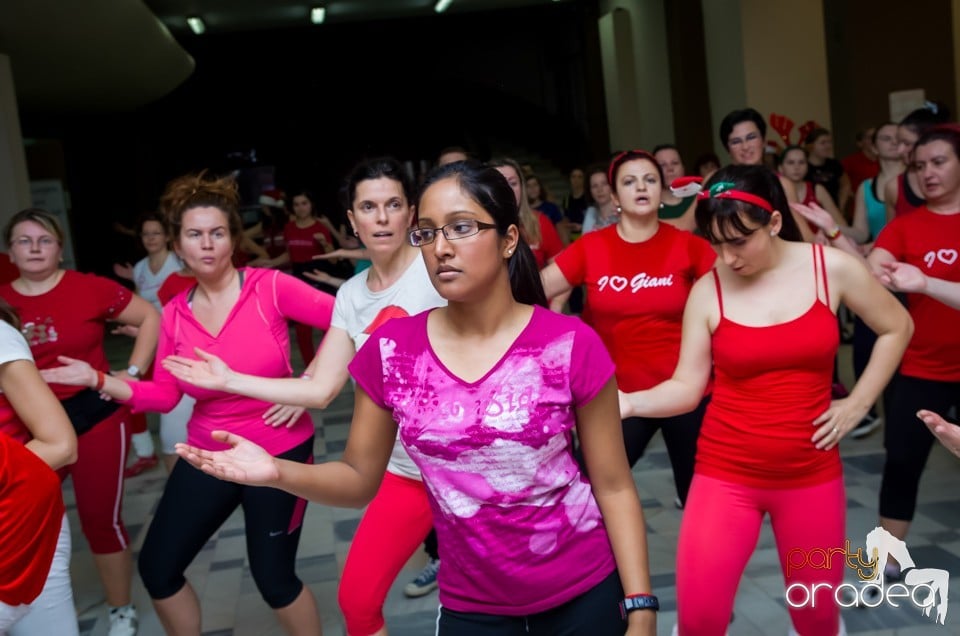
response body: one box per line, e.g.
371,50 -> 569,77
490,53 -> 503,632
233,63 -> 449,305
108,604 -> 138,636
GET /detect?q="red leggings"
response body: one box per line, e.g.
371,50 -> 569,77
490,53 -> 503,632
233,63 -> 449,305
338,471 -> 433,635
676,474 -> 845,636
60,407 -> 131,554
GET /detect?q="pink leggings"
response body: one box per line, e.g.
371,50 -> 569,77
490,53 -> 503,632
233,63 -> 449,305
338,471 -> 433,636
676,474 -> 845,636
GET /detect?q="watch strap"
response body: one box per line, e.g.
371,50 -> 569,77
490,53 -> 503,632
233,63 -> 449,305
619,594 -> 659,618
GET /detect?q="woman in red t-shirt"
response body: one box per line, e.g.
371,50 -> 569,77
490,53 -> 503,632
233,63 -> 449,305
0,208 -> 160,634
251,189 -> 339,364
542,150 -> 716,508
620,165 -> 911,634
867,124 -> 960,580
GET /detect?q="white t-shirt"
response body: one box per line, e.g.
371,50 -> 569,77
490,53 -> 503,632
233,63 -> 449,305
0,321 -> 33,393
332,253 -> 445,478
133,252 -> 183,312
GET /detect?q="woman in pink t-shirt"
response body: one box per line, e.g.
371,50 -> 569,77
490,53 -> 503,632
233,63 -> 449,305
43,172 -> 334,635
175,160 -> 658,635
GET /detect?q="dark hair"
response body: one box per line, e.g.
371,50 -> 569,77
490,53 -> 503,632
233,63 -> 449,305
695,165 -> 802,243
160,171 -> 244,246
417,160 -> 547,308
915,124 -> 960,164
607,149 -> 664,188
693,152 -> 720,174
290,189 -> 319,215
343,157 -> 416,212
525,174 -> 549,202
803,127 -> 831,146
0,297 -> 20,330
900,102 -> 951,136
777,144 -> 807,167
719,108 -> 767,150
652,143 -> 679,155
4,208 -> 65,248
437,146 -> 470,161
871,122 -> 898,145
137,210 -> 168,235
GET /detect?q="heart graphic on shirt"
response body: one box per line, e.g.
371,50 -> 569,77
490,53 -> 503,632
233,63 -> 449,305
608,276 -> 628,292
363,305 -> 410,334
937,249 -> 958,265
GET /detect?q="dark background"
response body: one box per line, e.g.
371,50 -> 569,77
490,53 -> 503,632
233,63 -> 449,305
20,1 -> 610,272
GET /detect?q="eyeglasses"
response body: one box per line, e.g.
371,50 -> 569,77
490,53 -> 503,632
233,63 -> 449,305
409,219 -> 498,247
11,236 -> 58,249
727,132 -> 761,147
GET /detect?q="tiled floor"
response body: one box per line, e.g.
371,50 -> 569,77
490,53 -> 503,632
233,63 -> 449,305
65,335 -> 960,635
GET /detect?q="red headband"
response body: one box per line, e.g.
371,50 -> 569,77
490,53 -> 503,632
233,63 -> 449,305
608,149 -> 659,185
670,177 -> 774,212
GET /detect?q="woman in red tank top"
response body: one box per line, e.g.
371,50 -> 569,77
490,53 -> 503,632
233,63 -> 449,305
620,165 -> 912,635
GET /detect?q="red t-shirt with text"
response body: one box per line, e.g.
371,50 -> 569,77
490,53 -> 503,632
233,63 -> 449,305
284,220 -> 333,264
875,207 -> 960,380
554,223 -> 716,391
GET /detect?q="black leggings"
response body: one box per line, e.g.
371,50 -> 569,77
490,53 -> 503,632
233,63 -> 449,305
139,437 -> 314,608
622,397 -> 708,506
437,569 -> 626,635
880,376 -> 960,520
574,397 -> 707,505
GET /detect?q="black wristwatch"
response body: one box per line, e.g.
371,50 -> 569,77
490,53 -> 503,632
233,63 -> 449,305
619,594 -> 659,618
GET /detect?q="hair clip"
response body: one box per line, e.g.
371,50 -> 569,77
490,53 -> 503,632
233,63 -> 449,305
670,176 -> 704,198
924,100 -> 939,114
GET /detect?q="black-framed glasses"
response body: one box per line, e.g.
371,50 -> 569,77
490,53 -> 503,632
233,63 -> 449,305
409,220 -> 498,247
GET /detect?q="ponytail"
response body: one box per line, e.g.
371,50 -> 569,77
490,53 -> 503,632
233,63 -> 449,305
507,239 -> 548,308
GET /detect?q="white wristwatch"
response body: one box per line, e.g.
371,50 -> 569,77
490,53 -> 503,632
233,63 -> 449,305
126,364 -> 141,378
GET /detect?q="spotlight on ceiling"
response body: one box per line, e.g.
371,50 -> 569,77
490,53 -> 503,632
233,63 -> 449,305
186,16 -> 206,34
434,0 -> 453,13
311,7 -> 326,24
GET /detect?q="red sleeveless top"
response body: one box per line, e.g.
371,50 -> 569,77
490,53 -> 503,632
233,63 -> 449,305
696,244 -> 842,488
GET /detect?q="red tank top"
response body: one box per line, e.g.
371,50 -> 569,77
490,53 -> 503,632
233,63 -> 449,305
696,244 -> 842,488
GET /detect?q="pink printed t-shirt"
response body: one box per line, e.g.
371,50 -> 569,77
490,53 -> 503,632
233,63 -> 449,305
349,306 -> 617,615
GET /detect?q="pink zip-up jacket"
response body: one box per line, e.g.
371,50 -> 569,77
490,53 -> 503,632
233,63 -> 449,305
125,268 -> 334,455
